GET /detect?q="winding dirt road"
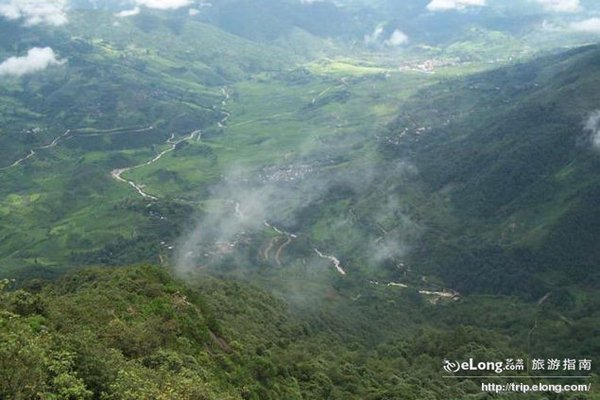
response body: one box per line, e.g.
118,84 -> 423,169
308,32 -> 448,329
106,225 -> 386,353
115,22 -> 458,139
0,125 -> 155,172
314,248 -> 347,275
75,125 -> 154,137
38,129 -> 71,149
0,129 -> 71,171
263,236 -> 280,261
274,236 -> 292,266
259,221 -> 298,265
110,130 -> 198,200
369,279 -> 459,301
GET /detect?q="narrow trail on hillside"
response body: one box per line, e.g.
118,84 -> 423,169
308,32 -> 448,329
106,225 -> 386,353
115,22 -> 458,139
106,87 -> 231,200
311,86 -> 333,105
263,221 -> 297,239
221,87 -> 230,106
38,129 -> 71,149
0,129 -> 71,171
369,279 -> 459,302
111,130 -> 199,200
0,125 -> 154,172
310,78 -> 348,105
74,125 -> 154,136
217,87 -> 232,128
218,111 -> 231,128
0,149 -> 35,171
228,112 -> 294,128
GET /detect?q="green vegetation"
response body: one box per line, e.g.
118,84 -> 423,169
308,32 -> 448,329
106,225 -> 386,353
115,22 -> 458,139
2,1 -> 600,398
2,265 -> 597,399
383,45 -> 600,296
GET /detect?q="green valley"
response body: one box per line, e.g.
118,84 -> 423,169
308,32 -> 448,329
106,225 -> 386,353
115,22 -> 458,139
0,0 -> 599,398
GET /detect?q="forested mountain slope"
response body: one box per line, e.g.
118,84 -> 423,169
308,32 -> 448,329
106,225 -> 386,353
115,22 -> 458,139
383,45 -> 600,298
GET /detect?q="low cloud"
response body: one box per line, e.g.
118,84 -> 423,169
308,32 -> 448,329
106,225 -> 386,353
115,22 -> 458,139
0,47 -> 64,77
569,18 -> 600,33
174,164 -> 333,273
426,0 -> 486,12
365,26 -> 409,48
173,151 -> 420,288
364,26 -> 384,45
384,30 -> 409,47
134,0 -> 193,10
540,19 -> 563,32
115,7 -> 141,17
584,111 -> 600,150
0,0 -> 68,26
116,0 -> 197,14
534,0 -> 581,13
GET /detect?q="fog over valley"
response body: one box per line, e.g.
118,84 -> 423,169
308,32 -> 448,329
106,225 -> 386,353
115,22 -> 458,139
0,0 -> 598,398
